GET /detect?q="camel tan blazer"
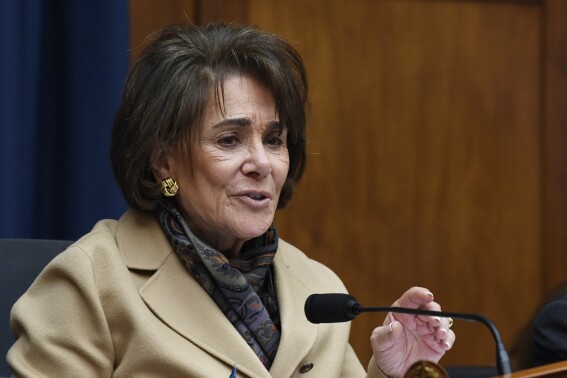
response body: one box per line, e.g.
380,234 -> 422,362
8,209 -> 384,378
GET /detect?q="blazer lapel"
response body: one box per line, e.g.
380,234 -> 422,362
117,210 -> 317,377
140,252 -> 270,378
268,248 -> 317,377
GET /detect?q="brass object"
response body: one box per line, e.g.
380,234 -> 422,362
404,360 -> 449,378
161,177 -> 179,197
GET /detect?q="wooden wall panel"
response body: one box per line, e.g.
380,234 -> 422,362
129,0 -> 248,61
129,0 -> 567,370
543,0 -> 567,294
197,0 -> 249,24
129,0 -> 197,61
250,0 -> 541,367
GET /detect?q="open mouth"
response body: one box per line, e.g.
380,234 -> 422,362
246,193 -> 267,201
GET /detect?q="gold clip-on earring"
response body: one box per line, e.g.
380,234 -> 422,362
160,177 -> 179,197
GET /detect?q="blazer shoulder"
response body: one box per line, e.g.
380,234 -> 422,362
70,209 -> 172,271
276,238 -> 347,292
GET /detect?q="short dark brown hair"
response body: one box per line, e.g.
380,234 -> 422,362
111,23 -> 308,212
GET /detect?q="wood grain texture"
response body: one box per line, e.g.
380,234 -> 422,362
250,0 -> 542,366
129,0 -> 196,61
542,0 -> 567,294
197,0 -> 248,24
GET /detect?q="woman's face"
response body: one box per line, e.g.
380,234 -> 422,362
154,75 -> 289,256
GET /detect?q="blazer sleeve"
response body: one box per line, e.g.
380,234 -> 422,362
8,246 -> 115,378
532,296 -> 567,366
340,344 -> 386,378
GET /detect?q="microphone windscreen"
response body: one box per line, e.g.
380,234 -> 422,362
304,293 -> 358,323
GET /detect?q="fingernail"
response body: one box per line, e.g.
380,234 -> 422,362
445,342 -> 451,349
427,291 -> 434,299
433,316 -> 441,324
439,328 -> 448,336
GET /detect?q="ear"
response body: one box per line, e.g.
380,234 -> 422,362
151,153 -> 174,182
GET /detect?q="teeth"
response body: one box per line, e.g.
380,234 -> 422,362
248,194 -> 265,200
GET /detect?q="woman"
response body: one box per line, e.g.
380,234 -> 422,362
8,23 -> 455,377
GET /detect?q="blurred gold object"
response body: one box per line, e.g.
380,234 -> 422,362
161,177 -> 179,197
404,360 -> 449,378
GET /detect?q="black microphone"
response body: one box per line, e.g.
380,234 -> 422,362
304,293 -> 512,376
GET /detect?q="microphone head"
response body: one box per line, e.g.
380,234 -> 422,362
304,293 -> 359,323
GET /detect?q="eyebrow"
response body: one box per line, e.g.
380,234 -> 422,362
212,117 -> 282,131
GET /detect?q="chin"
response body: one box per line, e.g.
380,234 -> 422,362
235,218 -> 273,239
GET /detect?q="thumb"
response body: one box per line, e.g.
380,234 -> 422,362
371,320 -> 400,352
371,321 -> 407,377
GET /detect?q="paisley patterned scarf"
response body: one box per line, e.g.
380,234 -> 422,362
156,200 -> 281,369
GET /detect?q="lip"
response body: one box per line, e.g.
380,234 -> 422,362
234,190 -> 273,207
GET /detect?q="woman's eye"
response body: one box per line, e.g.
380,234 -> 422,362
266,134 -> 284,146
218,135 -> 239,146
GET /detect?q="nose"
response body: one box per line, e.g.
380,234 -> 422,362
242,140 -> 271,178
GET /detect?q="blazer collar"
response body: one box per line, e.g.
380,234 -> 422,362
140,250 -> 275,377
117,210 -> 318,376
115,209 -> 172,270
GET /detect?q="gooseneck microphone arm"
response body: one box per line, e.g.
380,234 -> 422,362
355,304 -> 511,376
304,293 -> 512,376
